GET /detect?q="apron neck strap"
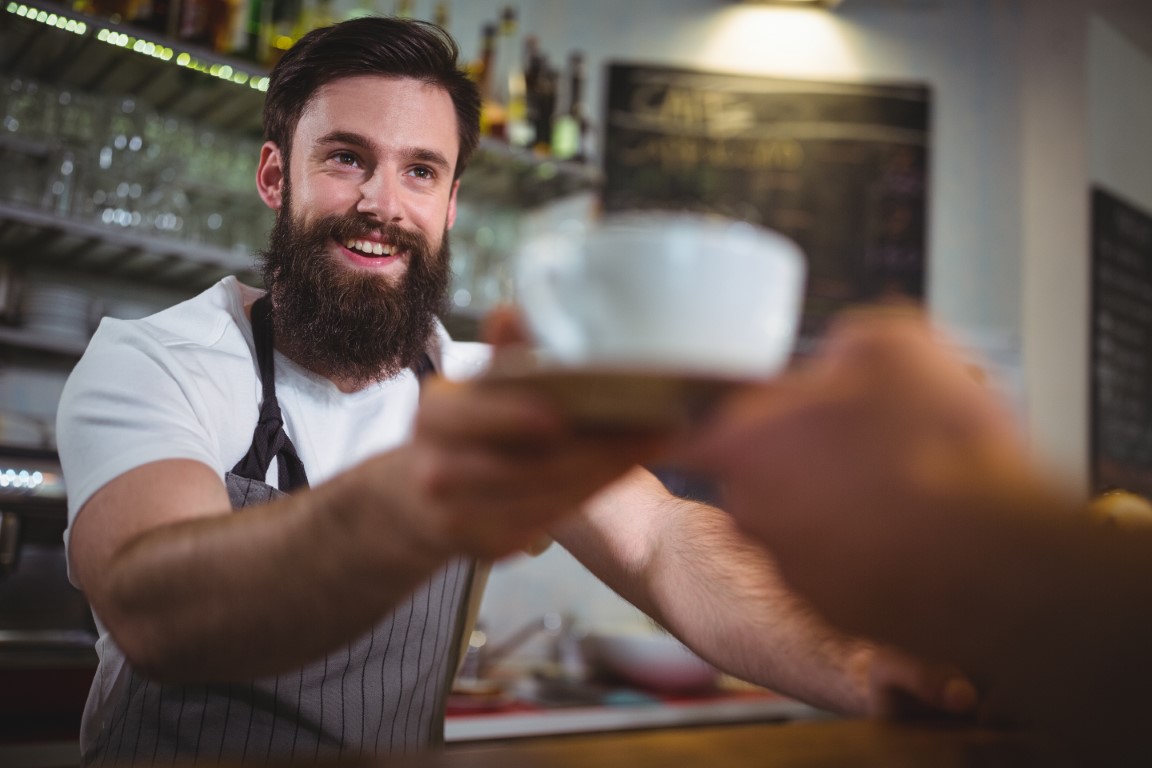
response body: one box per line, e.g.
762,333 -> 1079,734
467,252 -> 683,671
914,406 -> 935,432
230,294 -> 310,493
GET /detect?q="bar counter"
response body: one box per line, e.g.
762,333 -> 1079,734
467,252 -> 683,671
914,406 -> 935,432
356,720 -> 1077,768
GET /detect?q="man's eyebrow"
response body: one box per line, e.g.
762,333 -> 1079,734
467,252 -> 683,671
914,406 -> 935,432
408,147 -> 452,172
317,131 -> 376,152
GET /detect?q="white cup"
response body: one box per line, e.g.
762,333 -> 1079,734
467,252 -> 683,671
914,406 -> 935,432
514,213 -> 806,379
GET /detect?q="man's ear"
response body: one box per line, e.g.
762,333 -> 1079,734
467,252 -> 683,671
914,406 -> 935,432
256,141 -> 285,211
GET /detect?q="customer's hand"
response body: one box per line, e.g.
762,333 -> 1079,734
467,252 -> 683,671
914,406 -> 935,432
673,308 -> 1037,636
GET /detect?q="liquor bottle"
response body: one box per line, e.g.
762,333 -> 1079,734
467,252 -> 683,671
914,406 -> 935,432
494,5 -> 531,148
393,0 -> 412,18
176,0 -> 211,46
434,1 -> 449,28
523,37 -> 556,156
129,0 -> 179,37
474,22 -> 504,140
264,0 -> 301,64
97,0 -> 151,26
177,0 -> 239,53
244,0 -> 270,61
552,51 -> 590,162
208,0 -> 247,54
222,0 -> 251,54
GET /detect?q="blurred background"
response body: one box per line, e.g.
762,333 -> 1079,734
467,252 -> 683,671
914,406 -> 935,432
1,0 -> 1150,761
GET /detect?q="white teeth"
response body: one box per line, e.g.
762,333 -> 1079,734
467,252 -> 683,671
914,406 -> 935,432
343,239 -> 397,257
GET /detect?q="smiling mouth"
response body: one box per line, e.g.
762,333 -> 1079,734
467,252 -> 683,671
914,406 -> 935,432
343,238 -> 399,258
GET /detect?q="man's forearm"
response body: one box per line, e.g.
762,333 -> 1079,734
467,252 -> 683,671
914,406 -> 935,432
93,453 -> 449,683
554,471 -> 873,715
640,497 -> 874,714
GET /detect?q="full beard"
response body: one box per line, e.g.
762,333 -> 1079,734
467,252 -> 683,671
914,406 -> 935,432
258,201 -> 451,389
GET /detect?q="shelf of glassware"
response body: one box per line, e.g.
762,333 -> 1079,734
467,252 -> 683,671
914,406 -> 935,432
0,324 -> 89,358
0,200 -> 256,278
2,0 -> 268,136
467,139 -> 602,210
2,0 -> 604,208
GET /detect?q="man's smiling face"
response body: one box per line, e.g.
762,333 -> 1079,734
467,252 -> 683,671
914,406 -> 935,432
254,75 -> 462,390
268,74 -> 460,280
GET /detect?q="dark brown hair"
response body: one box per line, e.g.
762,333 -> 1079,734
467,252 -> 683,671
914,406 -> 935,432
262,16 -> 481,179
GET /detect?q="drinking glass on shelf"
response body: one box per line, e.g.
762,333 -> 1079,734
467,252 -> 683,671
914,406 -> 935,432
1,77 -> 56,142
188,190 -> 231,249
185,128 -> 222,188
169,118 -> 200,165
140,109 -> 167,171
55,89 -> 103,146
85,97 -> 148,231
0,143 -> 48,208
41,149 -> 81,217
143,169 -> 192,240
223,139 -> 260,196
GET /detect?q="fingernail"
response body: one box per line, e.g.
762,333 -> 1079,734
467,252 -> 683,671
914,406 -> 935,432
942,677 -> 978,712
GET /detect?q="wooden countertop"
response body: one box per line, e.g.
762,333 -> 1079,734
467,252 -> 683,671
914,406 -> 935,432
374,719 -> 1075,768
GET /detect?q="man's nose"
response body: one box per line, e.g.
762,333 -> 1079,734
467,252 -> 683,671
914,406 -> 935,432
357,172 -> 404,222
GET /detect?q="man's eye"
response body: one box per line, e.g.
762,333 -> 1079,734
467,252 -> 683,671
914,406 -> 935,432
333,151 -> 359,166
409,166 -> 434,180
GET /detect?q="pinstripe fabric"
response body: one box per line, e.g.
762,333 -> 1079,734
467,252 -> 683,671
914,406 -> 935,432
81,475 -> 474,765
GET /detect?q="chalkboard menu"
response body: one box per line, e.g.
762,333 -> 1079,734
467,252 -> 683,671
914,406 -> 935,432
602,64 -> 931,342
1091,187 -> 1152,496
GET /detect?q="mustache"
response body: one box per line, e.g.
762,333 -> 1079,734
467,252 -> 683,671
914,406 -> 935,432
324,215 -> 429,255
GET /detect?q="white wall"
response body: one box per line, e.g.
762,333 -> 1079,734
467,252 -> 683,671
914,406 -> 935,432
1090,15 -> 1152,213
1019,3 -> 1152,491
1019,0 -> 1091,486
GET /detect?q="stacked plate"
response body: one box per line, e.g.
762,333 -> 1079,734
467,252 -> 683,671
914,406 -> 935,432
19,283 -> 94,342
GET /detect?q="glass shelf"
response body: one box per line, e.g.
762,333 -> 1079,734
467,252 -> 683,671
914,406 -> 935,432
2,0 -> 268,136
467,140 -> 601,209
0,324 -> 88,357
0,201 -> 261,289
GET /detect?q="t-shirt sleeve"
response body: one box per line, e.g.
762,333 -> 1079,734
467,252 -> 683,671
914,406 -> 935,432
56,320 -> 224,528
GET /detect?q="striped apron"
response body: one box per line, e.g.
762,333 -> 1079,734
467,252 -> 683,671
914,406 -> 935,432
82,296 -> 475,765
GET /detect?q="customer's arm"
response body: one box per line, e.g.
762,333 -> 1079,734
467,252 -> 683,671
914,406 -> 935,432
676,309 -> 1152,739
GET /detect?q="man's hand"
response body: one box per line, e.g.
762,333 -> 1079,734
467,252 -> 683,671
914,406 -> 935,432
379,307 -> 669,562
849,643 -> 978,720
673,308 -> 1037,636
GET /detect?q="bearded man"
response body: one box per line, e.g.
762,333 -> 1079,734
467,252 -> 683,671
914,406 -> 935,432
57,16 -> 975,767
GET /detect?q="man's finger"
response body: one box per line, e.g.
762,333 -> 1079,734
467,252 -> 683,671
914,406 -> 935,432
868,645 -> 979,719
482,305 -> 532,348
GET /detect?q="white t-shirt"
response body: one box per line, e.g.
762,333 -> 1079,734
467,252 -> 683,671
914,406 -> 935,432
56,277 -> 492,762
57,275 -> 491,548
